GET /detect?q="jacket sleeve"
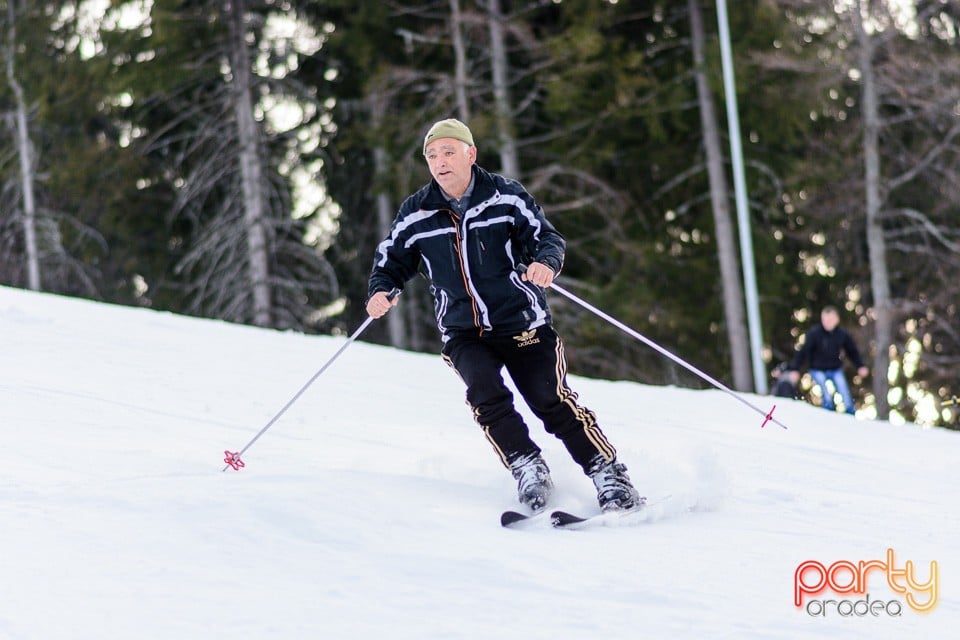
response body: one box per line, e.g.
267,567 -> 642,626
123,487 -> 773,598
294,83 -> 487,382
367,209 -> 422,300
842,330 -> 865,368
511,186 -> 565,275
789,329 -> 814,370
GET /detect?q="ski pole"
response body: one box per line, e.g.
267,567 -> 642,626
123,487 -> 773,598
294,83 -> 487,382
222,288 -> 400,471
546,279 -> 787,430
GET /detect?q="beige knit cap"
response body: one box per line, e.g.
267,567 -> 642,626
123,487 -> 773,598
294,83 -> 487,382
423,118 -> 475,154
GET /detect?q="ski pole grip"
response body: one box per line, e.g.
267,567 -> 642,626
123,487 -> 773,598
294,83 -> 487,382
386,287 -> 401,301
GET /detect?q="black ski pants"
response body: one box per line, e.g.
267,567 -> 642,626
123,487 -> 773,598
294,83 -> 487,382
441,325 -> 617,473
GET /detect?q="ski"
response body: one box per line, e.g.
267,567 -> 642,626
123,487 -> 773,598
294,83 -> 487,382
549,507 -> 649,529
550,495 -> 672,529
500,510 -> 530,527
550,510 -> 593,528
504,495 -> 672,529
549,509 -> 631,529
500,509 -> 548,529
503,505 -> 641,529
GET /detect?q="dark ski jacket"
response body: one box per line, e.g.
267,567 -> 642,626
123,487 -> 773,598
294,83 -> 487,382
368,165 -> 564,340
790,324 -> 865,372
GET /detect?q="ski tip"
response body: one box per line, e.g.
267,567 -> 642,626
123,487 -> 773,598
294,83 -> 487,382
550,510 -> 589,527
500,510 -> 530,528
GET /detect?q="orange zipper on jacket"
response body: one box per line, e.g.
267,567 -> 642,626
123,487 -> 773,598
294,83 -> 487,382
448,210 -> 482,335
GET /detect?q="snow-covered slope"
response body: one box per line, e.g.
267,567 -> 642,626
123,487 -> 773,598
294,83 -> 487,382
1,286 -> 957,640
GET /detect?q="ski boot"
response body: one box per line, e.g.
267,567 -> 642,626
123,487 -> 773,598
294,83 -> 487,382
588,457 -> 645,512
510,453 -> 554,513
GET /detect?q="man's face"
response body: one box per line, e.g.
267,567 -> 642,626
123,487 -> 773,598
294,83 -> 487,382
424,138 -> 476,199
821,310 -> 840,331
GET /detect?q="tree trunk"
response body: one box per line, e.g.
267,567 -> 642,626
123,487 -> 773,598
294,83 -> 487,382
855,2 -> 892,419
486,0 -> 520,177
374,147 -> 408,348
688,0 -> 753,391
225,0 -> 271,327
369,87 -> 408,348
450,0 -> 471,122
5,0 -> 41,291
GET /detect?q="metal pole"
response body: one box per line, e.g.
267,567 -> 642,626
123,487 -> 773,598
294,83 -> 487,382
222,290 -> 399,471
715,0 -> 767,394
550,282 -> 787,429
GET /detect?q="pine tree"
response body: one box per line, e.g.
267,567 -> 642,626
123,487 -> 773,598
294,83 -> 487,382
114,0 -> 340,329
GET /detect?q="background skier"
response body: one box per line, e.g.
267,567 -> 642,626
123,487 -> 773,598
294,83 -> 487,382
789,306 -> 868,415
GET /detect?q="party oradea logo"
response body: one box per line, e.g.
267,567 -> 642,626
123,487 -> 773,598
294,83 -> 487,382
794,548 -> 938,617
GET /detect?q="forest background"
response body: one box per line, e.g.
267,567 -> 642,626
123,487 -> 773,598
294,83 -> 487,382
2,0 -> 959,429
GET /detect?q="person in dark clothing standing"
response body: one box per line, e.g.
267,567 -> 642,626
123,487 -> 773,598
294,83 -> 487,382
366,118 -> 642,514
789,306 -> 868,415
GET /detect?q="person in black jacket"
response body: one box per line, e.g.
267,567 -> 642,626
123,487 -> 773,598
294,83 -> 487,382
366,118 -> 641,514
789,306 -> 868,415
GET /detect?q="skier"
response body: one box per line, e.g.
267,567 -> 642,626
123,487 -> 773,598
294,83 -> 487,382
366,118 -> 642,514
789,306 -> 868,415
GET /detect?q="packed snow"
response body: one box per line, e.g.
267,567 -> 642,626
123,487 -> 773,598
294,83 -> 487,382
1,285 -> 957,639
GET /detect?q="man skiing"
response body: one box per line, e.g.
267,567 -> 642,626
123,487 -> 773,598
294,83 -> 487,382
789,306 -> 868,415
366,118 -> 642,514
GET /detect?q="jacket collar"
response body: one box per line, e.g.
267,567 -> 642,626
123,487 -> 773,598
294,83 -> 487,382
423,165 -> 496,210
